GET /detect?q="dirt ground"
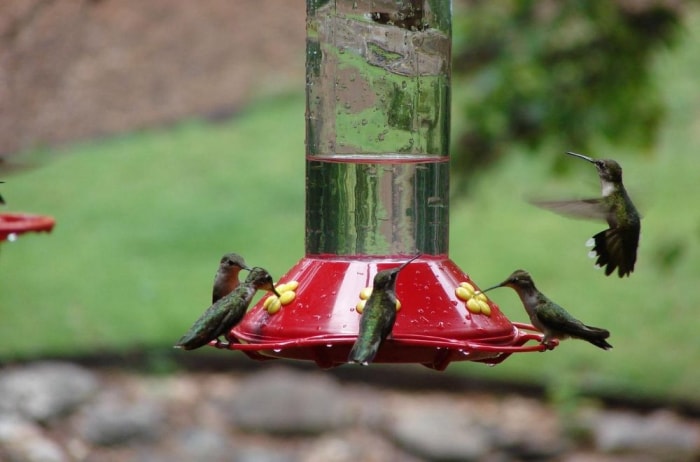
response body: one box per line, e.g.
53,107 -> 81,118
0,0 -> 306,157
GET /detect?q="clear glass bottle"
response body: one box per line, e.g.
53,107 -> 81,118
305,0 -> 452,257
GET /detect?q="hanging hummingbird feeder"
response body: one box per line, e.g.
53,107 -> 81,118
216,0 -> 553,369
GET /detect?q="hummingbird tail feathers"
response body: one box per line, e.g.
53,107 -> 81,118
590,227 -> 638,278
589,338 -> 613,350
348,340 -> 380,366
174,332 -> 209,351
580,325 -> 613,350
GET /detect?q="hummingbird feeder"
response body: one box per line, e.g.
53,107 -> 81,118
0,213 -> 55,243
219,0 -> 552,369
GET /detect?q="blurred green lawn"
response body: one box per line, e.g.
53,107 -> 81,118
2,14 -> 699,403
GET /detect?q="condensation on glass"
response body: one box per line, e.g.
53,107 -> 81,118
306,0 -> 451,256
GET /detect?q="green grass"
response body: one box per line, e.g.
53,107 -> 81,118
0,95 -> 305,357
2,13 -> 700,403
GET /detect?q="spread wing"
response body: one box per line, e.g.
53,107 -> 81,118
530,198 -> 608,222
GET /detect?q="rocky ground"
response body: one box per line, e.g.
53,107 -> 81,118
0,361 -> 698,462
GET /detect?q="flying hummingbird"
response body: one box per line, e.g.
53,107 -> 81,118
0,181 -> 5,205
348,255 -> 420,365
175,267 -> 280,351
212,253 -> 250,303
532,151 -> 641,277
480,270 -> 612,350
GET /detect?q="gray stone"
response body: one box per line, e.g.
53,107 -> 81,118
0,414 -> 67,462
386,397 -> 492,462
235,443 -> 299,462
302,429 -> 422,462
564,453 -> 660,462
175,427 -> 234,461
591,409 -> 700,456
226,367 -> 351,435
78,394 -> 166,446
0,361 -> 98,423
490,395 -> 566,459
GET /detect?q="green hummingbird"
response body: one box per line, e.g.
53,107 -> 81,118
348,255 -> 420,365
175,267 -> 280,351
533,151 -> 641,277
212,253 -> 250,303
480,270 -> 612,350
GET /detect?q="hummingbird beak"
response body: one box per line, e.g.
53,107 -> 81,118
475,282 -> 504,296
566,151 -> 595,163
271,285 -> 281,297
395,254 -> 422,272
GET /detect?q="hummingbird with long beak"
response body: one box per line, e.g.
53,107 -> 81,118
348,255 -> 420,365
212,253 -> 250,303
480,270 -> 612,350
533,152 -> 641,277
175,267 -> 280,350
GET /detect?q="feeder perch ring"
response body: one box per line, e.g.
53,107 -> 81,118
0,213 -> 55,241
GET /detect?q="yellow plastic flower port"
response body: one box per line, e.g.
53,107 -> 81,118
355,287 -> 400,314
456,281 -> 491,316
264,280 -> 299,315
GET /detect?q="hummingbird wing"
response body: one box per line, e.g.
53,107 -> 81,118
530,198 -> 609,221
536,303 -> 612,350
175,295 -> 240,350
348,293 -> 397,365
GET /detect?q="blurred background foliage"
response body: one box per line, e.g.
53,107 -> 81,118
451,0 -> 686,189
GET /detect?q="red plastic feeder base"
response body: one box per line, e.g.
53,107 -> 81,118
216,256 -> 554,370
0,213 -> 55,241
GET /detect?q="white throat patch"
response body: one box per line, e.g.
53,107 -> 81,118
601,180 -> 615,197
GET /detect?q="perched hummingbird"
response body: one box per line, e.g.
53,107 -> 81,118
480,270 -> 612,350
348,255 -> 420,365
212,253 -> 250,303
532,151 -> 641,277
175,267 -> 280,351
